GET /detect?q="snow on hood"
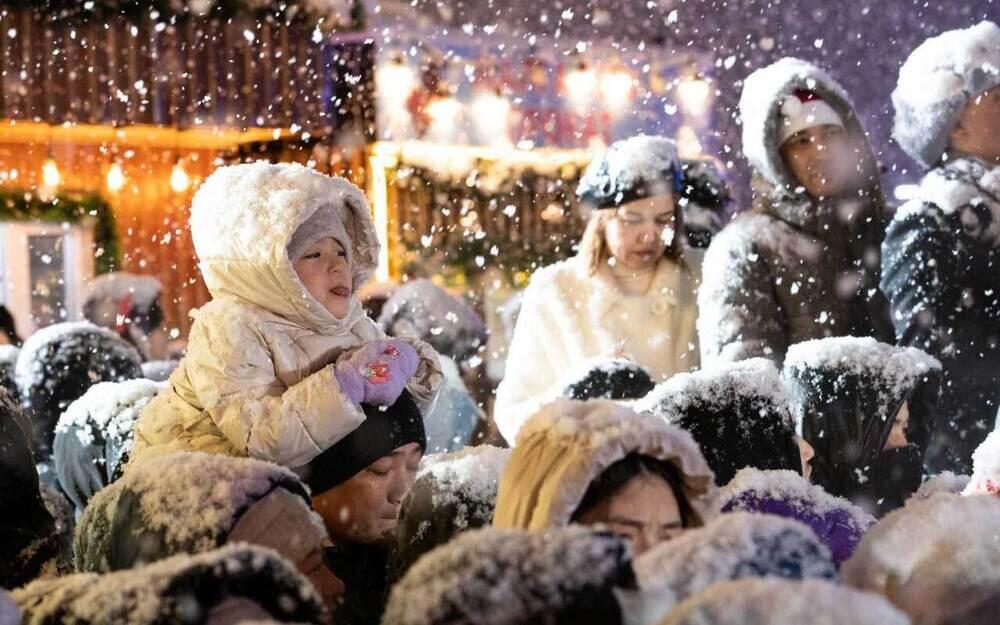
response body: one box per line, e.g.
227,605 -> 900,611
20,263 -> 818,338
189,162 -> 380,333
493,399 -> 715,529
635,513 -> 837,603
892,20 -> 1000,168
80,451 -> 316,563
12,544 -> 327,625
912,471 -> 971,501
896,156 -> 1000,232
963,430 -> 1000,497
83,272 -> 161,312
660,578 -> 911,625
783,336 -> 941,424
576,135 -> 681,213
739,57 -> 863,189
719,468 -> 875,533
383,526 -> 633,625
418,444 -> 511,512
556,356 -> 656,402
843,493 -> 1000,625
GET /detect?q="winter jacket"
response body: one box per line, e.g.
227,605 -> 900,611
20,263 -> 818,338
717,468 -> 876,567
390,445 -> 511,581
15,322 -> 143,461
53,379 -> 163,515
494,253 -> 701,443
698,58 -> 892,366
633,512 -> 838,617
844,493 -> 1000,625
324,542 -> 389,625
421,356 -> 482,453
14,544 -> 328,625
637,358 -> 802,485
0,390 -> 61,589
492,399 -> 714,530
74,451 -> 322,573
382,526 -> 635,625
783,337 -> 941,515
881,157 -> 1000,473
130,163 -> 441,469
660,578 -> 910,625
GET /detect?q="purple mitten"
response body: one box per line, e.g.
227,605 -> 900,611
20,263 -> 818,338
334,339 -> 420,406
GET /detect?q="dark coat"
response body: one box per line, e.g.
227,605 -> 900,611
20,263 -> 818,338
783,338 -> 941,516
880,157 -> 1000,472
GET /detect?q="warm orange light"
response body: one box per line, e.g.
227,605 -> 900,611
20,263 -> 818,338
106,162 -> 126,192
41,157 -> 61,188
170,161 -> 190,193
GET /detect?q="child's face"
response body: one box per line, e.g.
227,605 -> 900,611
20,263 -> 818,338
292,237 -> 353,319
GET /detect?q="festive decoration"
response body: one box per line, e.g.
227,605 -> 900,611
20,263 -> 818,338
0,190 -> 120,274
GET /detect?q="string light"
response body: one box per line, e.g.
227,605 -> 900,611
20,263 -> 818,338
106,162 -> 126,192
564,62 -> 598,112
600,68 -> 635,115
676,74 -> 712,119
471,89 -> 512,146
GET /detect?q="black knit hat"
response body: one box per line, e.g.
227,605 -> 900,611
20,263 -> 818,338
304,391 -> 426,495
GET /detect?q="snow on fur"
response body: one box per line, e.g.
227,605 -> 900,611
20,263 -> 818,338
637,358 -> 792,427
718,468 -> 875,534
843,493 -> 1000,622
383,526 -> 631,625
557,356 -> 656,401
892,21 -> 1000,168
661,578 -> 911,625
739,57 -> 855,186
55,379 -> 163,450
576,135 -> 679,210
913,471 -> 971,501
964,430 -> 1000,497
188,161 -> 379,290
634,512 -> 837,602
896,157 -> 1000,222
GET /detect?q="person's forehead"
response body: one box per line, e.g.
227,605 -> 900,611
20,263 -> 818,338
618,195 -> 672,214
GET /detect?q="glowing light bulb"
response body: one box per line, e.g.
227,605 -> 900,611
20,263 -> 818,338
106,162 -> 126,192
676,76 -> 712,118
600,70 -> 635,115
564,65 -> 598,112
170,161 -> 190,193
41,157 -> 61,189
471,91 -> 512,146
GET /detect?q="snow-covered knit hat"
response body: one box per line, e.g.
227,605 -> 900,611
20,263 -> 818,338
14,544 -> 328,625
634,512 -> 838,607
776,89 -> 845,146
637,358 -> 802,485
963,430 -> 1000,497
390,445 -> 511,581
15,322 -> 143,460
383,526 -> 635,625
53,379 -> 164,513
73,451 -> 320,573
739,57 -> 861,187
558,356 -> 656,402
844,493 -> 1000,625
717,468 -> 876,568
577,135 -> 684,211
660,578 -> 911,625
82,272 -> 162,335
893,21 -> 1000,169
493,399 -> 715,530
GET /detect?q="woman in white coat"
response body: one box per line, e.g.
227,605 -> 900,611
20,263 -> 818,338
494,136 -> 701,443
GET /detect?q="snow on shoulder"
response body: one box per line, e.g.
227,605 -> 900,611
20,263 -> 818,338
418,445 -> 511,508
963,430 -> 1000,497
383,526 -> 631,625
55,378 -> 163,448
14,321 -> 140,393
661,578 -> 910,625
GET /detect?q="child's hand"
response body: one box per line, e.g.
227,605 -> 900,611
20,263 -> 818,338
334,339 -> 420,406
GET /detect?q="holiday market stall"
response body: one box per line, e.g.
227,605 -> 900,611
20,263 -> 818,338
0,0 -> 370,336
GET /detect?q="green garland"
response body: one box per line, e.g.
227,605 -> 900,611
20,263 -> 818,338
0,190 -> 120,274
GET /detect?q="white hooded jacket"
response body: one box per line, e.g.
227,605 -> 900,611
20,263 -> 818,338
129,163 -> 441,469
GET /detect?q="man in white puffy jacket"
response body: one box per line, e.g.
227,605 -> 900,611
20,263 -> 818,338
129,163 -> 441,469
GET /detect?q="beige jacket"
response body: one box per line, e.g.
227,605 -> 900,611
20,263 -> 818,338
492,399 -> 714,530
130,163 -> 441,469
494,253 -> 701,443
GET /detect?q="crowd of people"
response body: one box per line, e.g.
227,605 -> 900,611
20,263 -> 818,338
1,19 -> 1000,625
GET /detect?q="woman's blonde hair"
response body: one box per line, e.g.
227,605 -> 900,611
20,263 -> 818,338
578,197 -> 686,276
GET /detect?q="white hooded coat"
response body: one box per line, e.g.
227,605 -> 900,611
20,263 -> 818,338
129,163 -> 441,469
